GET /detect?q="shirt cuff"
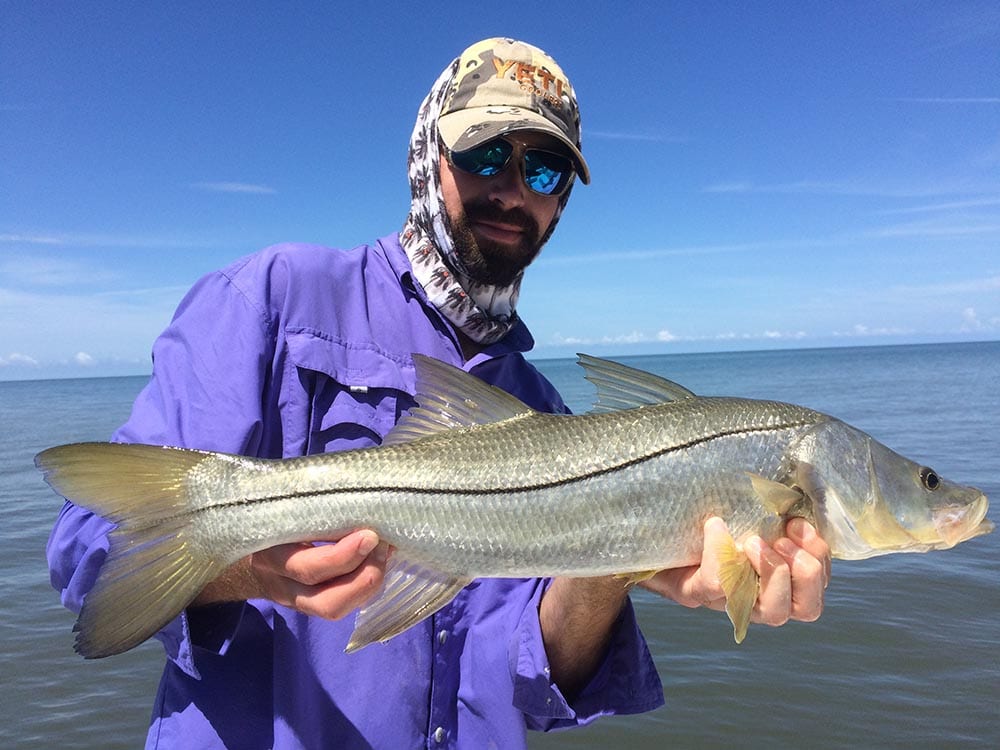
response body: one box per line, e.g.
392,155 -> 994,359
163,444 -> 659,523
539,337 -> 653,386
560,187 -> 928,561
510,581 -> 664,731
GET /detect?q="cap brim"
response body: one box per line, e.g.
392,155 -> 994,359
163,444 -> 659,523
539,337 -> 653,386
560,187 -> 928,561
438,108 -> 590,185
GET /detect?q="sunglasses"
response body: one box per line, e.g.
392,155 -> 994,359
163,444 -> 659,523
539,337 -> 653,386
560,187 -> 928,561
445,137 -> 575,196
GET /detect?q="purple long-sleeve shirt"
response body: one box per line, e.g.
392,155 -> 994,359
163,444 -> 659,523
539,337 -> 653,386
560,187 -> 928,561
47,234 -> 664,749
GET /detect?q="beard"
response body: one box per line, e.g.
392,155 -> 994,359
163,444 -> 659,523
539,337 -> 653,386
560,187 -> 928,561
449,200 -> 544,287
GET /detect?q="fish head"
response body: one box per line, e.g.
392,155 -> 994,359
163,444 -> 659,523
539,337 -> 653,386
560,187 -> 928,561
790,419 -> 992,560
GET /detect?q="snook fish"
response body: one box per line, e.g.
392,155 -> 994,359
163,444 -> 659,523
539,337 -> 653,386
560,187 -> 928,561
36,355 -> 992,658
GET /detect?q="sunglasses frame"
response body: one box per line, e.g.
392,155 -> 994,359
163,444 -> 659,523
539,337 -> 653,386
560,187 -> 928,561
444,137 -> 576,197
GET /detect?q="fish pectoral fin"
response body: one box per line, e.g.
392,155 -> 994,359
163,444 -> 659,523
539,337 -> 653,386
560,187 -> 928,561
716,537 -> 759,644
747,473 -> 803,516
346,557 -> 471,653
614,569 -> 661,586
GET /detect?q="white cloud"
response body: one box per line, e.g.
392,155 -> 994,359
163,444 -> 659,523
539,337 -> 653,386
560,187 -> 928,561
701,181 -> 755,194
0,230 -> 215,250
763,330 -> 807,340
0,232 -> 64,245
553,328 -> 809,347
0,255 -> 120,287
0,352 -> 40,367
700,179 -> 1000,200
893,97 -> 1000,104
888,274 -> 1000,297
191,181 -> 276,195
877,196 -> 1000,215
0,284 -> 183,370
833,324 -> 913,338
871,221 -> 1000,239
585,130 -> 687,143
960,307 -> 1000,332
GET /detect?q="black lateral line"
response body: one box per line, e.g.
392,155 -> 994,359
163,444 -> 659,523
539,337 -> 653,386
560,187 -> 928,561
195,421 -> 810,514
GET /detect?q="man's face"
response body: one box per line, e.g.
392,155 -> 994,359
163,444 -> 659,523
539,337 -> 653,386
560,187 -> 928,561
439,131 -> 567,287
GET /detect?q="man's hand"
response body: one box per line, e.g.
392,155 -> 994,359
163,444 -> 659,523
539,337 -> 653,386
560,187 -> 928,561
640,516 -> 831,628
194,529 -> 392,620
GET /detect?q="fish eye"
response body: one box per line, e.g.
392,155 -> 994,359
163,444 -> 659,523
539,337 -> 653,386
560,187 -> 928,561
919,467 -> 940,491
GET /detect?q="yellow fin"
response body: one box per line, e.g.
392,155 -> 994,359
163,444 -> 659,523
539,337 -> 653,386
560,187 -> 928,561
34,442 -> 230,657
716,536 -> 759,644
347,557 -> 470,653
382,355 -> 536,446
747,473 -> 803,516
614,569 -> 660,586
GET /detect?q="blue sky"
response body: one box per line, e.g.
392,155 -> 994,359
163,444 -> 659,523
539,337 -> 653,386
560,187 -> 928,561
2,1 -> 998,380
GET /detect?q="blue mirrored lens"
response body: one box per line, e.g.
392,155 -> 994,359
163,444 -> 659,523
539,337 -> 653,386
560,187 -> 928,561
523,150 -> 572,195
449,139 -> 574,196
450,140 -> 513,176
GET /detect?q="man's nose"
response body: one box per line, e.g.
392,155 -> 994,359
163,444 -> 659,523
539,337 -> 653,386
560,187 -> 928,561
487,158 -> 528,208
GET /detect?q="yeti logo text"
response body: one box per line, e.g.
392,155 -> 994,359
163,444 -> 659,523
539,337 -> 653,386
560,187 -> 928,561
492,58 -> 566,107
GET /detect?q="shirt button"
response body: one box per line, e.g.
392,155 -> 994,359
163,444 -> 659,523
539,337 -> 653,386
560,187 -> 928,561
437,629 -> 448,645
433,726 -> 445,743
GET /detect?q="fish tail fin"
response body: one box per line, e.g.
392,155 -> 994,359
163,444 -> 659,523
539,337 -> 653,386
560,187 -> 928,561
716,536 -> 759,644
36,442 -> 232,658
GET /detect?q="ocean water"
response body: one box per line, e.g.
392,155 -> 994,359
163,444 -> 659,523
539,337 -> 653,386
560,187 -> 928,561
2,342 -> 997,748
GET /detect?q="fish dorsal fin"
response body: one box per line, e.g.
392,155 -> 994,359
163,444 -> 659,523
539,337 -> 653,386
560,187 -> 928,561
382,354 -> 535,446
576,353 -> 697,413
346,556 -> 471,652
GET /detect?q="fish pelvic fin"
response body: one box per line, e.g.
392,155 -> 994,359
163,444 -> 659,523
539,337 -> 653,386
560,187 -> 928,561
346,556 -> 471,652
614,569 -> 661,587
716,536 -> 759,644
35,442 -> 231,658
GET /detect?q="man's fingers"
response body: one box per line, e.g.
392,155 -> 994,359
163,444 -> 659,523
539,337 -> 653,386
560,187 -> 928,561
250,530 -> 392,619
773,537 -> 825,622
289,548 -> 390,619
746,536 -> 792,627
254,530 -> 381,585
786,518 -> 832,588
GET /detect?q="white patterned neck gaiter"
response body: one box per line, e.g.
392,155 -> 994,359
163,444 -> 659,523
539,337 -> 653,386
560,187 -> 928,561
399,59 -> 571,345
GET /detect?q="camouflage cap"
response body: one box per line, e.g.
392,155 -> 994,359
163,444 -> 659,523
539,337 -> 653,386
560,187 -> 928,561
437,38 -> 590,184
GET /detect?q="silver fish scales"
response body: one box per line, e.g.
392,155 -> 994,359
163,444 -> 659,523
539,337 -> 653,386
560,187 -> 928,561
36,354 -> 992,658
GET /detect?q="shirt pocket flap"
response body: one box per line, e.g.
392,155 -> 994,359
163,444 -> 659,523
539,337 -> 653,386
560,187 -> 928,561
285,330 -> 414,452
286,329 -> 412,392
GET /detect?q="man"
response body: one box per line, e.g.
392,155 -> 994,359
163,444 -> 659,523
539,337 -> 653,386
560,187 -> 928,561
47,38 -> 829,749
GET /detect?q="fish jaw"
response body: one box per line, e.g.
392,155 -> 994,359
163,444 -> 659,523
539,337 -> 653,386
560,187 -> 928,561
933,492 -> 993,547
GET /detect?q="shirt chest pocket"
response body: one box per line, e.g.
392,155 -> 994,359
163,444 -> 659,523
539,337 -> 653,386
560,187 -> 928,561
286,331 -> 416,455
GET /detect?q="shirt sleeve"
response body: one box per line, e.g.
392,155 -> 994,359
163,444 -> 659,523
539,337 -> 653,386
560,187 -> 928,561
46,264 -> 276,679
508,579 -> 664,730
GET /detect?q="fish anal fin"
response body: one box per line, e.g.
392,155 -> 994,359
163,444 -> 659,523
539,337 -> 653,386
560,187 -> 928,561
716,536 -> 759,644
346,557 -> 470,652
747,473 -> 803,516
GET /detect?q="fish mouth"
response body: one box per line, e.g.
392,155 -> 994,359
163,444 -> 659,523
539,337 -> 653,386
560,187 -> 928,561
933,491 -> 993,547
